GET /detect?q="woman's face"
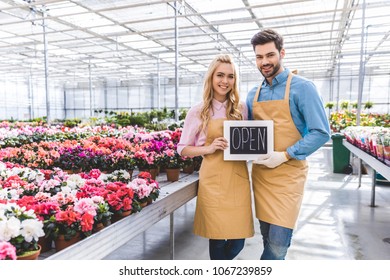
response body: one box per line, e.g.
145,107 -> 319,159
212,62 -> 235,102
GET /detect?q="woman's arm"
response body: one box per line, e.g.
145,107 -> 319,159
181,137 -> 228,157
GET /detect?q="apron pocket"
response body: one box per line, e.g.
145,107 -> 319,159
233,172 -> 250,207
197,174 -> 221,207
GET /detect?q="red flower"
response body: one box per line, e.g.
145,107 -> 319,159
138,171 -> 152,180
80,213 -> 94,232
55,207 -> 81,226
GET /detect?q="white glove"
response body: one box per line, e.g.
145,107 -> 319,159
253,151 -> 288,168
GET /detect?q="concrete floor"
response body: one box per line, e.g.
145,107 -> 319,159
104,146 -> 390,260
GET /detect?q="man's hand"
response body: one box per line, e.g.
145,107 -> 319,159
253,151 -> 288,168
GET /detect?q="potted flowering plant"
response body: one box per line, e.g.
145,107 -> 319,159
137,172 -> 160,204
111,151 -> 136,174
181,156 -> 194,174
128,177 -> 159,210
162,149 -> 182,169
103,181 -> 134,219
0,202 -> 45,258
45,202 -> 94,240
92,197 -> 112,228
104,169 -> 133,183
45,206 -> 82,242
56,145 -> 85,172
161,149 -> 182,181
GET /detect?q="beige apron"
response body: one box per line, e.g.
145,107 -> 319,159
193,118 -> 254,239
252,73 -> 308,229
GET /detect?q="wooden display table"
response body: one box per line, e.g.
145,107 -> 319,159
343,140 -> 390,207
43,172 -> 199,260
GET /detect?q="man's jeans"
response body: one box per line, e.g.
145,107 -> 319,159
209,239 -> 245,260
259,220 -> 293,260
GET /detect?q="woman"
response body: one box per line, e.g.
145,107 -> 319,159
177,54 -> 254,260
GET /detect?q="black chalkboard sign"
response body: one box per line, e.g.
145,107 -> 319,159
223,120 -> 274,160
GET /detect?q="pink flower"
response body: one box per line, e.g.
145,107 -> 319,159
0,241 -> 16,260
74,198 -> 97,216
88,169 -> 102,179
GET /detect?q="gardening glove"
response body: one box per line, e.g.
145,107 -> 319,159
253,151 -> 288,169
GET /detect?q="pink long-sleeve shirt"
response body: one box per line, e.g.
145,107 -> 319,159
177,99 -> 248,155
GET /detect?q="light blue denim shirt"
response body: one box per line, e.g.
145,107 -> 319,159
246,68 -> 331,160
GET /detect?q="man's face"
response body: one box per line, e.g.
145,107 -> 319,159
254,41 -> 285,82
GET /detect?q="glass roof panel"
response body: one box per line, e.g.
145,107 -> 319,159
0,0 -> 388,82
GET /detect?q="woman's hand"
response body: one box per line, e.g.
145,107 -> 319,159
207,137 -> 228,154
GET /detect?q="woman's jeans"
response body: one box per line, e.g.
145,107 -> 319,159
259,220 -> 293,260
209,239 -> 245,260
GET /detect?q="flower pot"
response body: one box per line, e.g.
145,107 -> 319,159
111,210 -> 132,223
139,201 -> 148,208
93,222 -> 105,233
54,234 -> 81,252
38,236 -> 52,253
166,168 -> 180,182
182,164 -> 194,174
17,245 -> 41,260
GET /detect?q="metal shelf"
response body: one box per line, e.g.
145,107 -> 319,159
343,140 -> 390,207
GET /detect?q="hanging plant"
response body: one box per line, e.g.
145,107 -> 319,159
325,102 -> 335,109
339,100 -> 350,110
364,101 -> 374,110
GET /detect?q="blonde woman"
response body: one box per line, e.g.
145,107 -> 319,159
177,54 -> 254,260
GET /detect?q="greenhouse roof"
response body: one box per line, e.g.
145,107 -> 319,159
0,0 -> 389,84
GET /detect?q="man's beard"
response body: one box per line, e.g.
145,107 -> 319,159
258,62 -> 281,79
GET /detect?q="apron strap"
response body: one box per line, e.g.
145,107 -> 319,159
253,84 -> 262,107
284,73 -> 293,101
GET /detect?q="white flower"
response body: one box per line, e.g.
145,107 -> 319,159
0,217 -> 21,242
0,161 -> 6,171
66,174 -> 85,190
20,219 -> 44,243
0,189 -> 19,200
10,167 -> 23,176
39,179 -> 61,192
27,170 -> 45,183
91,195 -> 104,204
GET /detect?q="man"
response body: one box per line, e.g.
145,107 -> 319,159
246,29 -> 330,260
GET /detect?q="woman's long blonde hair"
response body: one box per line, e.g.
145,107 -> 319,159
199,54 -> 243,133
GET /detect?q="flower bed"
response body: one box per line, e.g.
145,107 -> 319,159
0,123 -> 200,258
0,162 -> 160,258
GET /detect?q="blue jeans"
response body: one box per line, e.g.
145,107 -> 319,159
209,239 -> 245,260
259,220 -> 293,260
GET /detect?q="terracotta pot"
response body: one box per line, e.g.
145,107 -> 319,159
17,245 -> 41,260
54,234 -> 81,252
182,164 -> 194,174
38,236 -> 52,253
166,168 -> 180,182
93,222 -> 104,233
139,201 -> 148,208
111,210 -> 132,223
